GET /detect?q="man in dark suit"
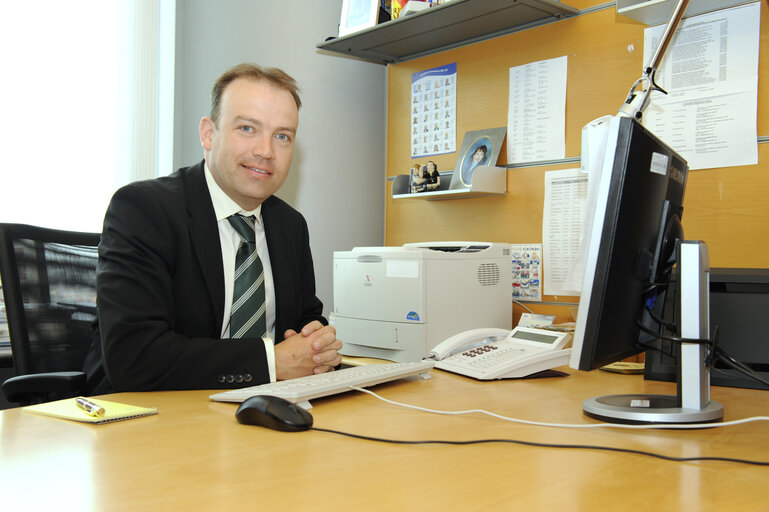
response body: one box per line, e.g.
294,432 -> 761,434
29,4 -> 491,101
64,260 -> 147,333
84,64 -> 342,393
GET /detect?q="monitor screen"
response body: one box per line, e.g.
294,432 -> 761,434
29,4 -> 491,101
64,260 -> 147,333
570,115 -> 687,372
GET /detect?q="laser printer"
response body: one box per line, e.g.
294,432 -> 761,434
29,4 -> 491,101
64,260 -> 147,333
330,242 -> 512,362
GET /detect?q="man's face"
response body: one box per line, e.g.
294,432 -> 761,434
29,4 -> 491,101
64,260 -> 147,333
200,78 -> 298,210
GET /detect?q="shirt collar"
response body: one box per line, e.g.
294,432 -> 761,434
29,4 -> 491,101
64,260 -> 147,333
204,162 -> 262,225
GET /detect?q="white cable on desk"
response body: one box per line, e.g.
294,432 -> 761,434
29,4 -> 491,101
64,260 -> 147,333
350,385 -> 769,430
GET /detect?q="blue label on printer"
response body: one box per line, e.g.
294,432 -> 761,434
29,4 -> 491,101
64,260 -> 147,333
406,311 -> 420,321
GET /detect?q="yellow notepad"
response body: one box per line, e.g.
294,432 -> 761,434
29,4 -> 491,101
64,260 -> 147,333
24,397 -> 158,424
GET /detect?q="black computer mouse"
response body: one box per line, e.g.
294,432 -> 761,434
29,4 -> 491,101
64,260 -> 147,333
235,395 -> 314,431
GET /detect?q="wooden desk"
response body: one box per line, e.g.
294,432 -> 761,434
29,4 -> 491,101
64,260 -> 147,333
1,368 -> 767,510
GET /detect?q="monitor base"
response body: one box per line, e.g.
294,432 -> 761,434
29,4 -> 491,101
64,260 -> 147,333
583,394 -> 724,424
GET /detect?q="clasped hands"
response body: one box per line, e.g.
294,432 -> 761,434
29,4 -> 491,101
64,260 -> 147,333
275,320 -> 343,380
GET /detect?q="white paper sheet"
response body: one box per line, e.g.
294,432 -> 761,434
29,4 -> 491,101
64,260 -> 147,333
507,56 -> 567,164
559,115 -> 615,296
642,2 -> 760,170
543,169 -> 588,296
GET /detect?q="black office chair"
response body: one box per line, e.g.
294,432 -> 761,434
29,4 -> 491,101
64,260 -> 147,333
0,223 -> 100,405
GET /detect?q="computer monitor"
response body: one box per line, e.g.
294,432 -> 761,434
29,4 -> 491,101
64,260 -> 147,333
569,115 -> 724,424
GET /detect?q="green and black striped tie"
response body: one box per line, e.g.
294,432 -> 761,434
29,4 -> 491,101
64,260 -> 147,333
227,214 -> 266,339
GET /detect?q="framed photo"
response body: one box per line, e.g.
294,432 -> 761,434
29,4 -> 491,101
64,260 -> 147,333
449,127 -> 507,190
339,0 -> 381,37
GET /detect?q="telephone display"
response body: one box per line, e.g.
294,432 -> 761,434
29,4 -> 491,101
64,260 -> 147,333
428,326 -> 572,380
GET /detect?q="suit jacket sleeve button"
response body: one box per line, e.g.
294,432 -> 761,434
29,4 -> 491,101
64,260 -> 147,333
226,374 -> 235,383
235,374 -> 244,383
244,374 -> 253,383
217,375 -> 226,384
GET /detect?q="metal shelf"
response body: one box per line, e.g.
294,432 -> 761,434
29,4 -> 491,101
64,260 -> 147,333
616,0 -> 748,26
317,0 -> 579,65
392,165 -> 507,200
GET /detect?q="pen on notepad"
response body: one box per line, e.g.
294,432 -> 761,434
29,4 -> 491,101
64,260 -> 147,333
76,397 -> 105,418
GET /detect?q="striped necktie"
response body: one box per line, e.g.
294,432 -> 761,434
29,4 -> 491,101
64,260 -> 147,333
227,214 -> 267,339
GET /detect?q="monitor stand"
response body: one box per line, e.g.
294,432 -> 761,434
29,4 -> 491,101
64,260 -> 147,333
582,241 -> 724,424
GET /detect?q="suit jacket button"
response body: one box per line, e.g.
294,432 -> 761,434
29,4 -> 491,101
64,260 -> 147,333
235,374 -> 244,383
244,374 -> 253,383
226,374 -> 235,383
217,375 -> 226,384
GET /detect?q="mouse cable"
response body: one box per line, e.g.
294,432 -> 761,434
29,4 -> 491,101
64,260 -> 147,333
309,426 -> 769,466
347,385 -> 769,431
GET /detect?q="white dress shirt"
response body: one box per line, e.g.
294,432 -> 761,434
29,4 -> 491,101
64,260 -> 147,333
204,164 -> 277,382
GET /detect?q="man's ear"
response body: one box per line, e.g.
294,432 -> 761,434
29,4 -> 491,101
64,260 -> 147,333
199,116 -> 215,150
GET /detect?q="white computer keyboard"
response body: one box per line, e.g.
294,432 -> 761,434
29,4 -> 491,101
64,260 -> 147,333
209,361 -> 434,405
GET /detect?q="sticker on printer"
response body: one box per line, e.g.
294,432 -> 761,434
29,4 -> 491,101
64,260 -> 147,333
406,311 -> 421,321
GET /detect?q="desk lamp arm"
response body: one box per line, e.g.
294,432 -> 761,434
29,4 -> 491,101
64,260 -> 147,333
618,0 -> 690,121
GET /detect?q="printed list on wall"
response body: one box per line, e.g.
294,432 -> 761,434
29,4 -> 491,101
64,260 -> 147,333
643,2 -> 760,170
507,56 -> 567,164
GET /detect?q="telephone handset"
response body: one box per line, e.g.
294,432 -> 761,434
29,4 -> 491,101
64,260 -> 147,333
428,326 -> 572,380
429,327 -> 512,360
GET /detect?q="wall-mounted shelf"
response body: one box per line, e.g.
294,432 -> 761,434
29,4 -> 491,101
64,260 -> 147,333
317,0 -> 579,65
616,0 -> 749,26
392,165 -> 506,200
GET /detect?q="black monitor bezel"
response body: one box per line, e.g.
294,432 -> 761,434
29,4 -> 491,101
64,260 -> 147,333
571,116 -> 688,372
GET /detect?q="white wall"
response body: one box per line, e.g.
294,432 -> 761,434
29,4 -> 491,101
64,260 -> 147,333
173,0 -> 386,317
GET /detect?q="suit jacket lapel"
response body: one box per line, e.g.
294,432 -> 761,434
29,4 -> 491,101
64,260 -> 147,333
262,197 -> 289,339
183,161 -> 225,331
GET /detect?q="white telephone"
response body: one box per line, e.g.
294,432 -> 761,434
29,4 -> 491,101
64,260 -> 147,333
427,326 -> 572,380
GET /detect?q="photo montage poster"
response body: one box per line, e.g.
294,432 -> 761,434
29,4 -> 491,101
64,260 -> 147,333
449,127 -> 506,190
511,244 -> 542,301
411,63 -> 456,158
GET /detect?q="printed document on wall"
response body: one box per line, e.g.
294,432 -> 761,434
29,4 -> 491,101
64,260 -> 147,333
507,56 -> 567,164
642,2 -> 760,170
543,169 -> 588,296
411,63 -> 457,158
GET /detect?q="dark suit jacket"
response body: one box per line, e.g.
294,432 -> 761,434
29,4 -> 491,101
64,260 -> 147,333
84,160 -> 326,393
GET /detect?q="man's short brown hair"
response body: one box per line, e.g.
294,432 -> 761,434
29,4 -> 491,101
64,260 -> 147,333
209,63 -> 302,125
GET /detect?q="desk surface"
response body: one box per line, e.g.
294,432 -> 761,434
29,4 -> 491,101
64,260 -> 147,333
1,368 -> 767,510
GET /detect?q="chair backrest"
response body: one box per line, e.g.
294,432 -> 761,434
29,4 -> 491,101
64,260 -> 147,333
0,224 -> 100,376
